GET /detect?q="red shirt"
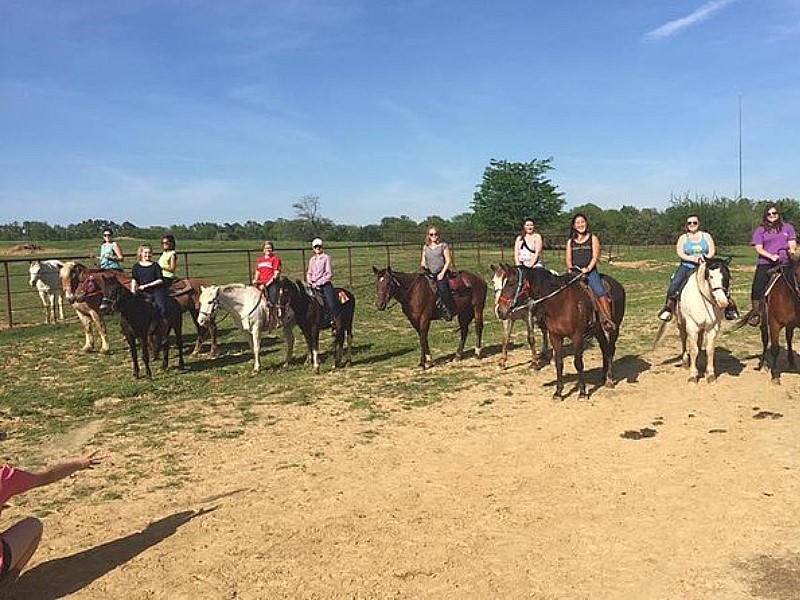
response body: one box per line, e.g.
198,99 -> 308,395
255,255 -> 281,286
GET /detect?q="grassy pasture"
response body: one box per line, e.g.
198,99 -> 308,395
0,240 -> 763,466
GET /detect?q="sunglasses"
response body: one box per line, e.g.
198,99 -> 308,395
103,233 -> 112,237
767,211 -> 780,216
428,232 -> 439,237
686,221 -> 699,225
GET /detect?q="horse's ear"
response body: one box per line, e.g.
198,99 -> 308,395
372,266 -> 379,274
724,256 -> 732,266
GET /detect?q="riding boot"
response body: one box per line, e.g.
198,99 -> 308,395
597,295 -> 616,332
724,297 -> 740,321
747,299 -> 762,327
658,296 -> 676,322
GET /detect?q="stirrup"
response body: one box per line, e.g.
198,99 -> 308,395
724,307 -> 739,320
747,313 -> 761,327
658,310 -> 673,322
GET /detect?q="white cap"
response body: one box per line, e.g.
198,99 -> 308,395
312,238 -> 323,248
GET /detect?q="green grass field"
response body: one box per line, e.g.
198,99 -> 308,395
0,240 -> 764,463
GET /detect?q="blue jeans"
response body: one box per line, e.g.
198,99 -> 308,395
319,282 -> 338,317
584,269 -> 606,297
667,264 -> 696,299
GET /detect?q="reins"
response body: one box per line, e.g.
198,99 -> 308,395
522,268 -> 585,308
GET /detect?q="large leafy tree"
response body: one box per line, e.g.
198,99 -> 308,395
471,158 -> 565,232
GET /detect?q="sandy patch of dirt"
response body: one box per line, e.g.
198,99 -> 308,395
6,344 -> 800,599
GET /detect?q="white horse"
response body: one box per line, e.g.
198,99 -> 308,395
658,257 -> 732,383
29,260 -> 66,323
490,263 -> 549,370
197,284 -> 294,373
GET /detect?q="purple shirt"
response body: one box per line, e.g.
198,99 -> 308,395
752,223 -> 797,265
306,252 -> 332,286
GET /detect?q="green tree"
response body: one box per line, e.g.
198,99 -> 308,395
471,158 -> 565,232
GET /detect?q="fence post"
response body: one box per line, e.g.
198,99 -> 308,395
3,261 -> 12,328
347,246 -> 354,287
385,243 -> 391,267
182,251 -> 191,278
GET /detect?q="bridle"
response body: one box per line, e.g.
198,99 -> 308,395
497,267 -> 583,311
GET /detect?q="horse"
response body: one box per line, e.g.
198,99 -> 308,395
61,261 -> 216,357
496,266 -> 625,400
162,278 -> 219,357
97,274 -> 185,378
373,267 -> 486,369
490,263 -> 550,370
655,257 -> 732,383
60,261 -> 130,353
741,260 -> 800,384
274,279 -> 355,374
28,260 -> 66,323
197,284 -> 294,373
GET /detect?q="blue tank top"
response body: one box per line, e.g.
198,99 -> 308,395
681,233 -> 709,268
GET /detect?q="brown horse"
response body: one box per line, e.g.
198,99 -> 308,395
747,262 -> 800,383
496,266 -> 625,400
60,261 -> 130,353
373,267 -> 486,369
61,262 -> 216,356
490,263 -> 550,370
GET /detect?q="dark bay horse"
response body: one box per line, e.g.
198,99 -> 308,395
275,279 -> 355,374
747,261 -> 800,383
373,267 -> 486,369
98,275 -> 185,378
496,266 -> 625,399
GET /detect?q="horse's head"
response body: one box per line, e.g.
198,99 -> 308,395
372,266 -> 396,311
274,279 -> 296,321
495,265 -> 530,320
28,261 -> 41,287
703,257 -> 732,310
197,285 -> 220,326
98,275 -> 126,314
490,263 -> 513,318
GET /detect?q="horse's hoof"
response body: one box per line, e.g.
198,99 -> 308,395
687,376 -> 698,383
706,374 -> 717,384
604,379 -> 615,389
82,347 -> 93,354
552,392 -> 563,401
578,392 -> 589,401
754,365 -> 763,372
100,348 -> 112,355
771,377 -> 781,386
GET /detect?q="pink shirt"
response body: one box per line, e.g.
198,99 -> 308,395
306,252 -> 332,286
1,465 -> 38,572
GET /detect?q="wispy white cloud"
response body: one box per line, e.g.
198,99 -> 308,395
644,0 -> 736,41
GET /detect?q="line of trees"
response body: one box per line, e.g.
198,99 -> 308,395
2,159 -> 796,247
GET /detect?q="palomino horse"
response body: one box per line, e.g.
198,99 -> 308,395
29,260 -> 66,323
743,260 -> 800,384
490,263 -> 550,370
496,266 -> 625,400
98,275 -> 184,378
373,267 -> 486,369
60,261 -> 129,353
655,257 -> 732,383
274,279 -> 355,374
197,284 -> 294,373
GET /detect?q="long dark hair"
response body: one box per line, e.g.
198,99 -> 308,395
162,234 -> 176,250
519,218 -> 536,238
761,203 -> 784,233
570,213 -> 591,240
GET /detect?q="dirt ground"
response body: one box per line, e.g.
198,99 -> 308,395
6,339 -> 800,600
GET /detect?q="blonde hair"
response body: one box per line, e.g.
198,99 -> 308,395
137,244 -> 153,261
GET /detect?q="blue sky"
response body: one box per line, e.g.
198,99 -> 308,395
2,0 -> 799,227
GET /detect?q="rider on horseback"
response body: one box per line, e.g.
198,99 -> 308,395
306,238 -> 338,326
421,228 -> 455,321
658,215 -> 739,322
252,240 -> 282,306
748,204 -> 797,327
566,213 -> 615,332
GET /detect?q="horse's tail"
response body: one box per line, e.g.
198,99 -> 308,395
653,319 -> 669,349
729,309 -> 754,332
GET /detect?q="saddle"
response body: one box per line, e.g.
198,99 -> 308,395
167,279 -> 193,297
422,271 -> 473,295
